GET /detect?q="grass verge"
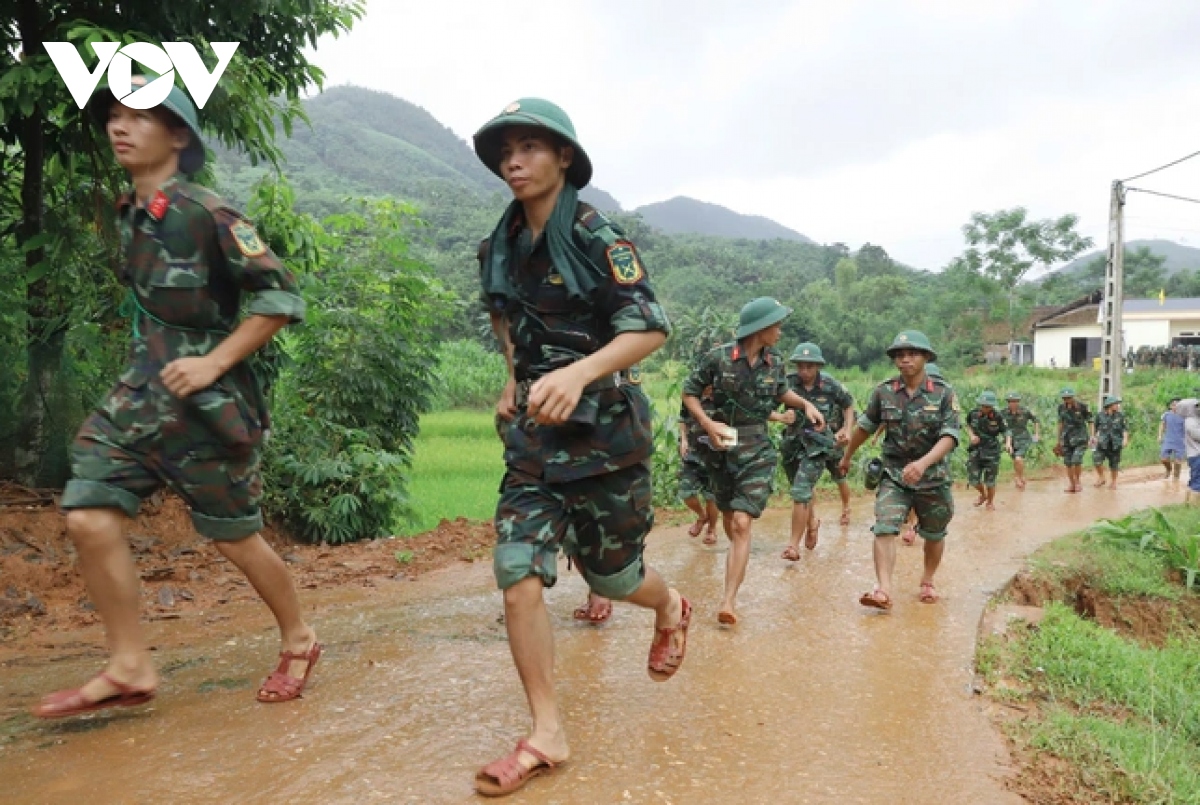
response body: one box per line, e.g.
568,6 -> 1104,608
977,505 -> 1200,804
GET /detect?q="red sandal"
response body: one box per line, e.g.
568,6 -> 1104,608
257,642 -> 323,703
475,739 -> 560,797
648,595 -> 692,681
33,671 -> 156,719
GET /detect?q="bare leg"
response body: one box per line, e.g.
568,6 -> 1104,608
216,535 -> 317,679
1014,457 -> 1026,488
973,484 -> 986,506
872,535 -> 899,599
719,511 -> 753,621
621,566 -> 682,629
1163,459 -> 1173,479
783,501 -> 809,559
1094,465 -> 1106,487
683,495 -> 707,536
985,485 -> 996,510
53,509 -> 158,703
703,499 -> 720,543
837,481 -> 851,525
920,537 -> 946,599
501,576 -> 570,768
1110,469 -> 1119,489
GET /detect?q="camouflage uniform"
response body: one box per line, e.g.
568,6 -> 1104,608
859,375 -> 960,541
60,175 -> 304,540
1002,406 -> 1039,458
1057,402 -> 1092,466
484,204 -> 670,598
781,371 -> 853,504
684,343 -> 790,517
966,407 -> 1007,488
678,397 -> 715,502
1093,409 -> 1128,470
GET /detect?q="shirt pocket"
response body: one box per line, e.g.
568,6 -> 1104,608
146,259 -> 212,327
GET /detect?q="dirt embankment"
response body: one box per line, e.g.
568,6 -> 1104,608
0,486 -> 497,641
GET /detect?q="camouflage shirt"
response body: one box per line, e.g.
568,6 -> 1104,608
859,374 -> 960,489
1001,407 -> 1038,439
115,174 -> 304,440
483,203 -> 670,484
966,408 -> 1008,459
781,371 -> 853,457
683,342 -> 789,427
1058,402 -> 1092,447
1094,410 -> 1127,449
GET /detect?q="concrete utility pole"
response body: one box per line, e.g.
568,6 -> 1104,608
1099,180 -> 1126,405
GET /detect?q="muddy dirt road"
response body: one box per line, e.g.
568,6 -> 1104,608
0,469 -> 1180,804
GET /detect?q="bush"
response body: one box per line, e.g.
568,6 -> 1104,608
430,339 -> 507,411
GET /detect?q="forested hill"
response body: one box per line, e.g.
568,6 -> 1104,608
1055,239 -> 1200,277
635,196 -> 814,243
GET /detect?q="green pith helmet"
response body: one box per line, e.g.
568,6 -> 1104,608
1104,395 -> 1122,407
473,98 -> 592,188
1006,392 -> 1021,402
885,330 -> 937,361
1060,387 -> 1076,399
87,74 -> 205,174
926,362 -> 943,379
977,391 -> 999,407
736,297 -> 792,339
789,342 -> 825,365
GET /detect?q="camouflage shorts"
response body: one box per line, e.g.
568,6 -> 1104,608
493,462 -> 652,599
784,450 -> 847,504
1010,436 -> 1033,459
967,451 -> 1001,488
60,378 -> 264,541
703,434 -> 777,518
1062,442 -> 1087,466
872,476 -> 953,542
1093,446 -> 1122,469
678,455 -> 712,501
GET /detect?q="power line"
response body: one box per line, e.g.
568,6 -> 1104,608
1123,150 -> 1200,182
1126,186 -> 1200,206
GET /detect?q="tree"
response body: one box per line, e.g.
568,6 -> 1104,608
956,208 -> 1093,342
0,1 -> 364,485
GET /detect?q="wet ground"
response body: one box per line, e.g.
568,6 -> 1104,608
0,468 -> 1181,804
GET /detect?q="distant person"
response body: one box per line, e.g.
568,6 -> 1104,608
683,298 -> 825,625
1178,399 -> 1200,503
1002,392 -> 1040,490
778,342 -> 854,560
472,98 -> 687,796
1056,388 -> 1092,494
965,391 -> 1010,510
35,77 -> 319,718
840,331 -> 960,609
1092,396 -> 1129,489
1159,398 -> 1185,480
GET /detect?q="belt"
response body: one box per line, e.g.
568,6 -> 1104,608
514,372 -> 620,408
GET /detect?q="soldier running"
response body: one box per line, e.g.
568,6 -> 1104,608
840,331 -> 960,610
683,298 -> 825,625
1002,392 -> 1040,489
965,391 -> 1010,511
1092,395 -> 1129,489
1056,388 -> 1093,493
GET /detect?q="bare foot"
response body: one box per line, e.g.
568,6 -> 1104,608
985,502 -> 995,511
839,509 -> 851,526
781,544 -> 801,562
805,519 -> 820,550
973,495 -> 986,507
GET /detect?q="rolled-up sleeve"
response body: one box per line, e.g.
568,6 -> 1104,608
213,208 -> 305,325
857,387 -> 883,434
939,391 -> 961,444
683,351 -> 717,398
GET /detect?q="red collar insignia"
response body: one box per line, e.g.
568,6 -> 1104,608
731,345 -> 742,361
925,377 -> 934,393
146,191 -> 169,221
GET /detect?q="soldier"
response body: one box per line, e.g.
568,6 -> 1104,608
898,361 -> 947,545
965,391 -> 1010,511
679,384 -> 721,546
34,78 -> 318,719
683,298 -> 826,625
779,342 -> 854,560
840,331 -> 959,610
1056,388 -> 1093,493
1092,396 -> 1129,488
472,98 -> 689,796
1002,392 -> 1040,489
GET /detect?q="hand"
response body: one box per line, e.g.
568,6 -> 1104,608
496,377 -> 518,421
161,356 -> 223,398
780,409 -> 797,425
901,460 -> 926,486
835,428 -> 850,446
679,438 -> 690,459
527,363 -> 589,425
704,421 -> 730,449
804,402 -> 826,431
969,434 -> 980,447
837,453 -> 852,476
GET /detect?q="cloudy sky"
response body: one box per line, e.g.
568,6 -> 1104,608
310,0 -> 1200,270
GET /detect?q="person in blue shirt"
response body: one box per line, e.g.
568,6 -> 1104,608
1159,398 -> 1186,480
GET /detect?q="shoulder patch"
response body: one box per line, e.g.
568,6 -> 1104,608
230,220 -> 267,258
607,242 -> 644,285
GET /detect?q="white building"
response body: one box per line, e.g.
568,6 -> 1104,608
1033,296 -> 1200,368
